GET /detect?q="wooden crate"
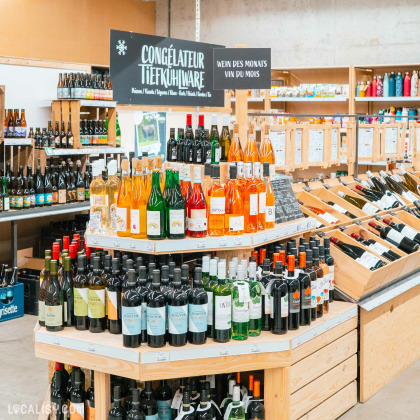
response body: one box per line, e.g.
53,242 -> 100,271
359,283 -> 420,402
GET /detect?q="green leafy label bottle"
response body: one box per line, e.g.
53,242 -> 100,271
213,261 -> 231,343
231,266 -> 250,341
147,170 -> 166,240
247,261 -> 262,336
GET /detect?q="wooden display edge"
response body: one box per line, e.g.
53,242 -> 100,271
34,302 -> 356,381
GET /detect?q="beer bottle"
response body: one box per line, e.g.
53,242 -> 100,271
14,109 -> 21,138
28,127 -> 34,141
44,166 -> 53,206
62,73 -> 69,99
9,175 -> 16,208
20,110 -> 27,138
54,121 -> 60,148
60,121 -> 66,148
57,73 -> 63,99
108,76 -> 113,100
7,109 -> 14,138
76,163 -> 85,201
67,121 -> 74,149
52,171 -> 58,204
23,177 -> 30,209
35,165 -> 45,207
41,128 -> 49,148
84,164 -> 91,201
4,109 -> 8,138
69,74 -> 75,99
58,165 -> 67,204
15,175 -> 23,210
27,166 -> 36,208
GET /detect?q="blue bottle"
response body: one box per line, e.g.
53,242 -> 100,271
389,72 -> 396,97
383,73 -> 389,97
396,72 -> 403,97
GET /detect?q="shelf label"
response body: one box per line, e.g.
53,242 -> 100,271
129,241 -> 137,250
233,237 -> 243,246
156,352 -> 169,362
219,348 -> 230,357
218,239 -> 228,247
197,240 -> 206,249
53,338 -> 61,346
92,237 -> 99,245
45,148 -> 53,156
250,344 -> 261,354
88,343 -> 96,353
146,242 -> 154,252
113,239 -> 121,247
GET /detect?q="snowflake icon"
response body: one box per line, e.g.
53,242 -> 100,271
116,40 -> 127,56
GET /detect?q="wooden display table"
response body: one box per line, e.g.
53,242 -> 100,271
35,301 -> 357,420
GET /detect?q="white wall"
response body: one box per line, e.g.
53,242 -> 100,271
155,0 -> 420,67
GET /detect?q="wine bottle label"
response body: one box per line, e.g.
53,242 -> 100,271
355,251 -> 381,270
228,215 -> 244,232
206,291 -> 213,325
188,209 -> 207,231
169,209 -> 185,234
36,193 -> 45,206
63,301 -> 68,323
74,287 -> 88,316
76,188 -> 85,201
385,227 -> 404,245
281,295 -> 288,317
318,212 -> 339,224
264,294 -> 272,314
58,190 -> 66,204
3,197 -> 9,211
311,280 -> 318,308
141,302 -> 147,331
249,194 -> 258,216
289,290 -> 300,313
368,242 -> 389,256
147,306 -> 166,336
329,266 -> 335,291
38,300 -> 45,322
188,303 -> 208,332
122,305 -> 141,335
215,147 -> 221,163
157,400 -> 172,420
90,194 -> 105,206
332,203 -> 346,214
210,197 -> 225,214
232,299 -> 249,323
86,402 -> 95,420
323,276 -> 329,301
88,289 -> 105,319
266,205 -> 275,222
214,295 -> 232,330
45,304 -> 63,327
107,290 -> 118,321
116,207 -> 128,232
258,192 -> 266,213
130,209 -> 141,234
168,304 -> 188,334
57,88 -> 62,99
317,277 -> 324,304
361,202 -> 379,215
145,415 -> 158,420
15,196 -> 23,208
401,225 -> 419,241
249,293 -> 262,319
301,285 -> 312,309
90,211 -> 102,232
69,402 -> 84,420
52,192 -> 58,204
403,191 -> 417,202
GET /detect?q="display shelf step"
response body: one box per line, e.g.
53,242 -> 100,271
271,97 -> 348,102
85,217 -> 317,254
59,99 -> 117,108
355,96 -> 420,102
44,147 -> 126,156
0,202 -> 89,222
3,138 -> 33,146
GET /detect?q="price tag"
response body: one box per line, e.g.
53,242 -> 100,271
146,242 -> 154,252
197,240 -> 206,249
218,239 -> 228,247
250,344 -> 261,353
233,237 -> 243,246
219,348 -> 230,357
53,339 -> 61,346
92,238 -> 99,245
129,241 -> 137,250
88,344 -> 96,353
156,352 -> 169,362
262,235 -> 268,242
113,239 -> 120,247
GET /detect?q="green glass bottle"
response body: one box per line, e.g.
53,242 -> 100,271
205,258 -> 218,337
227,386 -> 245,420
2,177 -> 10,211
210,128 -> 221,164
231,266 -> 249,341
162,168 -> 173,201
213,261 -> 232,343
166,167 -> 186,239
147,170 -> 166,240
247,261 -> 262,336
45,260 -> 64,332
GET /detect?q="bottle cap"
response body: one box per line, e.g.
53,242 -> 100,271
263,258 -> 271,272
194,267 -> 202,282
248,262 -> 256,278
202,256 -> 210,273
275,261 -> 283,274
111,258 -> 120,273
136,256 -> 143,268
217,261 -> 226,279
232,386 -> 241,402
288,255 -> 295,271
127,269 -> 136,286
152,269 -> 160,284
228,379 -> 236,395
181,264 -> 189,279
138,265 -> 147,280
107,160 -> 117,176
209,259 -> 217,276
93,256 -> 101,270
161,265 -> 169,281
173,267 -> 181,283
63,236 -> 70,250
254,380 -> 261,398
211,164 -> 220,178
204,163 -> 211,177
237,265 -> 245,281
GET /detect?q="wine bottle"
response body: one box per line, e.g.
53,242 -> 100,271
122,269 -> 141,348
304,204 -> 339,224
400,168 -> 420,195
323,238 -> 335,303
69,370 -> 86,420
166,127 -> 177,162
127,389 -> 144,420
50,370 -> 68,420
381,170 -> 418,203
354,184 -> 388,209
140,382 -> 159,419
285,255 -> 300,330
368,221 -> 419,254
107,258 -> 122,334
226,386 -> 245,420
329,237 -> 386,270
383,217 -> 420,244
147,270 -> 166,348
187,167 -> 207,237
166,166 -> 186,239
337,190 -> 379,215
350,233 -> 400,262
271,261 -> 288,335
74,255 -> 89,330
247,261 -> 262,336
45,260 -> 63,332
366,170 -> 403,207
156,379 -> 173,420
147,170 -> 166,240
61,256 -> 74,327
86,371 -> 95,420
109,386 -> 126,420
260,259 -> 272,331
204,259 -> 217,337
88,256 -> 107,333
298,251 -> 311,326
179,389 -> 195,420
246,379 -> 264,420
311,247 -> 324,318
213,261 -> 232,343
195,388 -> 213,420
231,265 -> 250,341
324,200 -> 357,219
188,267 -> 208,345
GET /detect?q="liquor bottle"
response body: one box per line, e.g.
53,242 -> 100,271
61,256 -> 74,327
140,381 -> 159,419
219,114 -> 231,161
247,262 -> 262,336
122,269 -> 141,348
74,163 -> 84,201
383,217 -> 420,244
107,258 -> 122,334
231,265 -> 250,340
246,380 -> 264,420
57,165 -> 66,205
43,166 -> 53,206
244,125 -> 259,163
187,167 -> 207,237
38,256 -> 51,326
260,125 -> 274,164
243,162 -> 258,233
45,260 -> 63,332
254,162 -> 266,230
208,165 -> 225,236
224,163 -> 245,235
318,245 -> 329,314
337,190 -> 379,215
202,129 -> 212,164
59,121 -> 66,148
227,124 -> 244,162
167,128 -> 177,162
88,256 -> 106,333
213,261 -> 232,343
109,386 -> 126,420
50,370 -> 68,420
74,255 -> 89,330
323,238 -> 335,303
89,161 -> 108,233
19,109 -> 26,138
147,270 -> 166,347
184,114 -> 194,163
146,169 -> 166,240
205,259 -> 218,337
166,166 -> 186,239
116,159 -> 132,237
270,261 -> 288,335
69,370 -> 86,420
188,267 -> 208,345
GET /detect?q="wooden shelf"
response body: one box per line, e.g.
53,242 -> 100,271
44,147 -> 126,156
59,99 -> 117,108
271,97 -> 348,102
85,217 -> 317,254
355,96 -> 420,102
3,138 -> 33,146
34,301 -> 357,381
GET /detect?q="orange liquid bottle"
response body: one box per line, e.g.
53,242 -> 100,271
208,164 -> 225,236
243,162 -> 258,233
131,159 -> 148,239
181,165 -> 192,204
224,163 -> 244,235
244,124 -> 259,163
236,161 -> 246,191
116,158 -> 132,237
187,167 -> 207,237
253,162 -> 266,231
260,125 -> 274,164
228,124 -> 244,162
154,156 -> 164,193
263,163 -> 275,228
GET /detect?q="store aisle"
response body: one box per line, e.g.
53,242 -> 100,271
0,315 -> 419,419
0,315 -> 48,420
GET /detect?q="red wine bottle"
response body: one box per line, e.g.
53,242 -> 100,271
329,237 -> 386,271
368,221 -> 419,254
285,255 -> 300,331
383,217 -> 420,244
350,233 -> 400,262
298,251 -> 311,326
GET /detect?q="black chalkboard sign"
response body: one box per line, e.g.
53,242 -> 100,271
271,176 -> 304,223
213,48 -> 271,90
110,30 -> 224,107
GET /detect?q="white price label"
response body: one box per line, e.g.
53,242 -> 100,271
88,344 -> 96,353
219,348 -> 230,357
130,242 -> 137,249
218,239 -> 228,247
113,240 -> 120,247
197,241 -> 206,249
233,237 -> 243,246
147,242 -> 154,251
156,352 -> 169,362
250,344 -> 261,353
